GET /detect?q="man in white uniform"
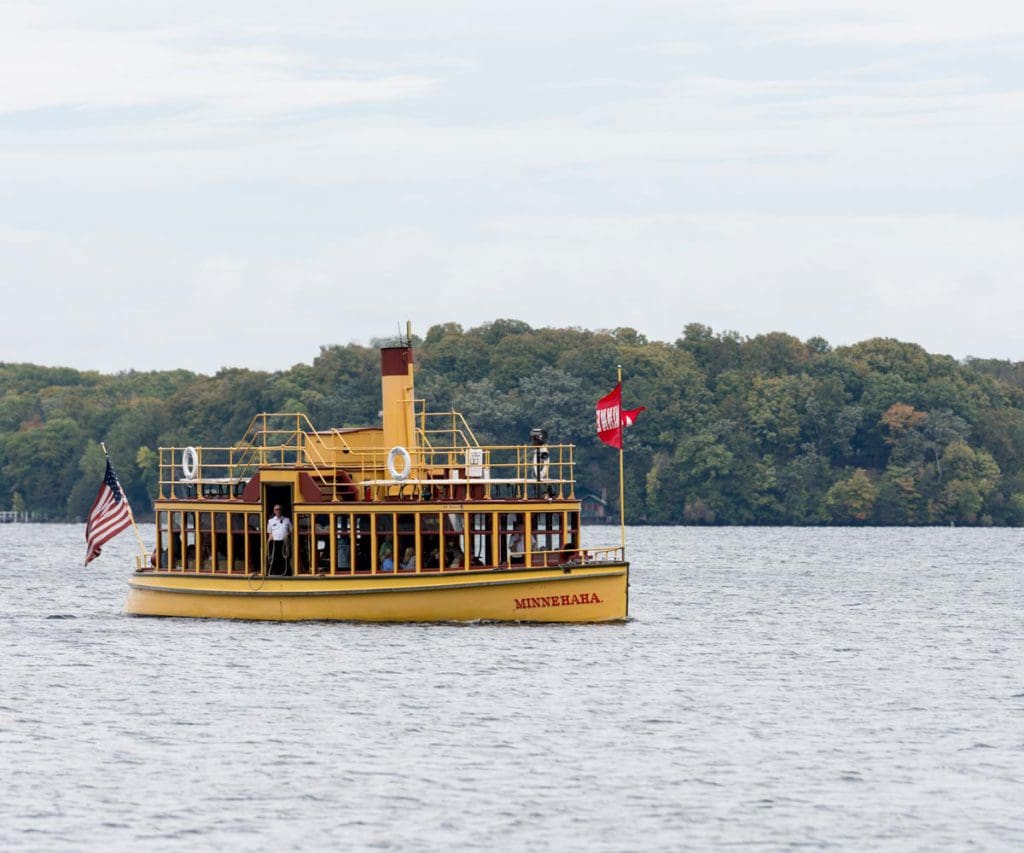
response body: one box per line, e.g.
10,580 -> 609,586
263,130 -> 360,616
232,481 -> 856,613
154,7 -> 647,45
267,504 -> 292,576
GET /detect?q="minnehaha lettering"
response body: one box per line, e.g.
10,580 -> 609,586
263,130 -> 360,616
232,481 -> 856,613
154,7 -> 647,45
514,592 -> 602,610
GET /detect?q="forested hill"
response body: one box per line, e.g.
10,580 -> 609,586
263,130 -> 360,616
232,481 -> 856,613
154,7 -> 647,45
4,319 -> 1024,526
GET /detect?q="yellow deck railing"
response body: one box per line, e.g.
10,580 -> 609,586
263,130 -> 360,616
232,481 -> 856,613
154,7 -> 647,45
157,410 -> 576,503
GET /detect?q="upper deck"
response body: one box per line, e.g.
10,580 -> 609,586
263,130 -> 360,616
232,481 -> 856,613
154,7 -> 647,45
157,341 -> 578,508
157,409 -> 576,506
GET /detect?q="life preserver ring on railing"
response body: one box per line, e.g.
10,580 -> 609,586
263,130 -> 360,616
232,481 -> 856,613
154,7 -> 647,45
387,445 -> 412,481
181,446 -> 198,480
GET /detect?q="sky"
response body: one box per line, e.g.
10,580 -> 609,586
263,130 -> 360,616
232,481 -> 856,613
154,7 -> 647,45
1,0 -> 1022,374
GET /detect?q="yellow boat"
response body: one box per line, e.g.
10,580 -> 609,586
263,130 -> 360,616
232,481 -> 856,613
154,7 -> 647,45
125,334 -> 629,622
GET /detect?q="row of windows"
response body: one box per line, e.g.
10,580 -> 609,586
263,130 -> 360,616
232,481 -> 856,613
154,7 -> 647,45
154,509 -> 581,575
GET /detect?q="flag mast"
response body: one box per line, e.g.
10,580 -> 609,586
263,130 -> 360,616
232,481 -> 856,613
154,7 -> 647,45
617,364 -> 626,551
100,442 -> 148,559
596,371 -> 642,555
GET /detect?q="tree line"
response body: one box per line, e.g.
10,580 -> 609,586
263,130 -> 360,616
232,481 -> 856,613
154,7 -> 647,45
3,318 -> 1024,526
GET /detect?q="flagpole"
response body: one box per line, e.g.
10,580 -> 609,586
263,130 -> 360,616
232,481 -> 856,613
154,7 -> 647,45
617,364 -> 626,553
100,442 -> 148,560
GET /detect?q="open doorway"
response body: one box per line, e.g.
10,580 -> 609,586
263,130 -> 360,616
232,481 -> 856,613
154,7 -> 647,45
264,484 -> 294,576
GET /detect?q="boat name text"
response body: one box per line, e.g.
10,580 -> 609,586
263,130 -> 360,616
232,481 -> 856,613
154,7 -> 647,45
513,592 -> 602,610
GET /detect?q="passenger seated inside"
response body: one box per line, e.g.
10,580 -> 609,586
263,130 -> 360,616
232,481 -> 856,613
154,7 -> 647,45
400,546 -> 416,571
446,544 -> 464,568
507,530 -> 537,565
426,547 -> 440,571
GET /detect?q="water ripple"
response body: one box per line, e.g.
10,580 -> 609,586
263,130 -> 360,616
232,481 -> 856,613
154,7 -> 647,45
1,524 -> 1022,850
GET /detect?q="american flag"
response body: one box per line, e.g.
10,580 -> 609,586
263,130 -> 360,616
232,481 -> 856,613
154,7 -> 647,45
84,458 -> 133,565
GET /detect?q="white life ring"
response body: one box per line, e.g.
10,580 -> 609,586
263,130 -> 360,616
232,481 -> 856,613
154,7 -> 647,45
181,446 -> 198,480
387,445 -> 412,481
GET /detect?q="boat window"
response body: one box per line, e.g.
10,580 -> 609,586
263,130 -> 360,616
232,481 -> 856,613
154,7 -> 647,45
499,512 -> 527,566
231,513 -> 246,572
419,513 -> 441,571
157,511 -> 170,569
353,514 -> 372,573
397,513 -> 416,572
314,514 -> 330,574
246,513 -> 262,573
197,512 -> 212,571
183,512 -> 197,571
443,512 -> 467,570
469,513 -> 491,567
213,512 -> 228,573
335,514 -> 352,574
296,514 -> 313,575
376,514 -> 395,573
563,511 -> 580,562
170,511 -> 182,570
533,511 -> 560,552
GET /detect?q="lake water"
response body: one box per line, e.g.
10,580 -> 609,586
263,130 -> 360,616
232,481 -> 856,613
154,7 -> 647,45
1,524 -> 1021,851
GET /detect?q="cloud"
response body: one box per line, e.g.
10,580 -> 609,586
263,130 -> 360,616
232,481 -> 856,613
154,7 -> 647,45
689,0 -> 1024,45
4,215 -> 1022,373
3,72 -> 1020,200
0,8 -> 436,120
0,1 -> 1021,375
2,1 -> 1021,196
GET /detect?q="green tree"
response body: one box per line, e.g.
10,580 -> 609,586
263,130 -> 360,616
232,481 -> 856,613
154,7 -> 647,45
823,469 -> 878,523
2,417 -> 85,513
874,464 -> 925,525
66,443 -> 109,520
928,441 -> 1000,524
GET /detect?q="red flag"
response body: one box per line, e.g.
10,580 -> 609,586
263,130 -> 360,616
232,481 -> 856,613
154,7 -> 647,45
85,458 -> 133,565
595,383 -> 645,449
623,407 -> 644,427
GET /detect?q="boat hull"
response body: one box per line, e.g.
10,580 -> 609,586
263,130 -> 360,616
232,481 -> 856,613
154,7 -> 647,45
124,563 -> 629,623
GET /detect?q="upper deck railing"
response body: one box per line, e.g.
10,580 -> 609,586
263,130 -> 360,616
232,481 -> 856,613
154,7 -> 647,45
156,410 -> 576,503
